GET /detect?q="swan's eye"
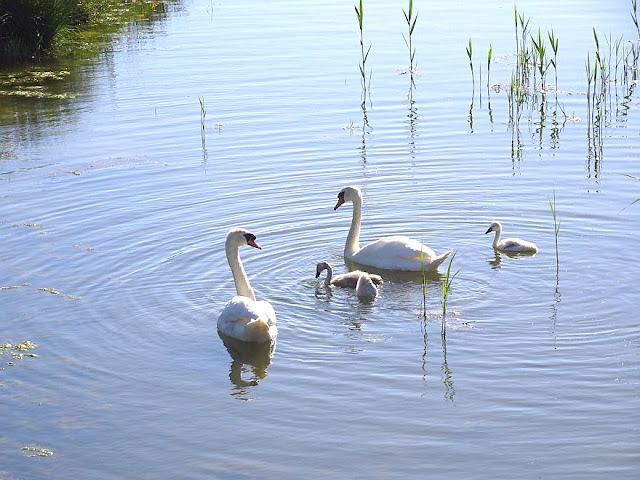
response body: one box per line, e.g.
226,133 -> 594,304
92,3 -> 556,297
338,191 -> 344,199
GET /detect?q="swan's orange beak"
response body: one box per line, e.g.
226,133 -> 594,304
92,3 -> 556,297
334,196 -> 345,210
247,239 -> 262,249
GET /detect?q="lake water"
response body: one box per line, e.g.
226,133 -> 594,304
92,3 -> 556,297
1,0 -> 639,478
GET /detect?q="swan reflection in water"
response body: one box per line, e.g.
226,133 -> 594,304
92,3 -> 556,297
218,331 -> 276,401
487,249 -> 537,269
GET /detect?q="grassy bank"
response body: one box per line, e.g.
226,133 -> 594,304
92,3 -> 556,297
0,0 -> 175,65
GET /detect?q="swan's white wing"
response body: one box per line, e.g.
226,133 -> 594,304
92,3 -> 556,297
330,271 -> 361,288
255,300 -> 277,326
499,237 -> 538,252
352,235 -> 442,271
218,296 -> 277,343
330,270 -> 383,288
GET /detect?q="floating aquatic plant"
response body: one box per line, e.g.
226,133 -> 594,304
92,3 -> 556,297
21,446 -> 54,458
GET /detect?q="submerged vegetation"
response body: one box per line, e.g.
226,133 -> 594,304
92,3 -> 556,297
0,0 -> 178,65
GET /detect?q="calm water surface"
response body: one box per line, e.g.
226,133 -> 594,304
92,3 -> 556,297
1,0 -> 639,478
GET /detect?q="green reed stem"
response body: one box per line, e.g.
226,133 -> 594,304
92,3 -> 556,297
441,253 -> 460,319
198,95 -> 206,133
355,0 -> 371,102
466,38 -> 474,92
549,191 -> 561,279
402,0 -> 418,76
632,0 -> 640,39
548,29 -> 559,92
487,44 -> 493,91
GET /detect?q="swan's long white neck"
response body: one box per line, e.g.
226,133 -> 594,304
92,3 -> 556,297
491,225 -> 502,248
345,194 -> 363,257
323,263 -> 333,287
226,239 -> 256,301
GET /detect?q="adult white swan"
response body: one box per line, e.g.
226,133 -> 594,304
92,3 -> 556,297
485,221 -> 538,253
217,229 -> 277,343
333,186 -> 452,271
315,261 -> 383,288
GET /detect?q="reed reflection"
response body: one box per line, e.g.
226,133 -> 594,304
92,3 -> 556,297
441,323 -> 455,402
419,312 -> 455,401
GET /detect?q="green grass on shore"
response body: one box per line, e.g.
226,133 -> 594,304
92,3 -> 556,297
0,0 -> 176,65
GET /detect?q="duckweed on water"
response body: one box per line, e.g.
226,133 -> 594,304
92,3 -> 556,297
73,243 -> 96,251
15,222 -> 43,228
2,341 -> 39,366
13,341 -> 37,351
0,69 -> 74,100
36,286 -> 81,300
21,446 -> 54,458
38,287 -> 60,295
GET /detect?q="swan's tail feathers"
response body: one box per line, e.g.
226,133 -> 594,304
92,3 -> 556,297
426,250 -> 453,271
246,318 -> 276,343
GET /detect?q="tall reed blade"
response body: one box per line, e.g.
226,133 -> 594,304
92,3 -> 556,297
355,0 -> 371,101
441,253 -> 460,318
632,0 -> 640,39
548,29 -> 559,92
548,191 -> 561,280
466,39 -> 474,91
487,44 -> 493,91
402,0 -> 419,77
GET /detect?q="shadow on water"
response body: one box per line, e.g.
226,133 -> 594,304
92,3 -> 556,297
218,331 -> 275,401
345,257 -> 444,284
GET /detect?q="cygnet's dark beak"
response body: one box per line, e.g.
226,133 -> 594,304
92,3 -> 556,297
485,227 -> 493,234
